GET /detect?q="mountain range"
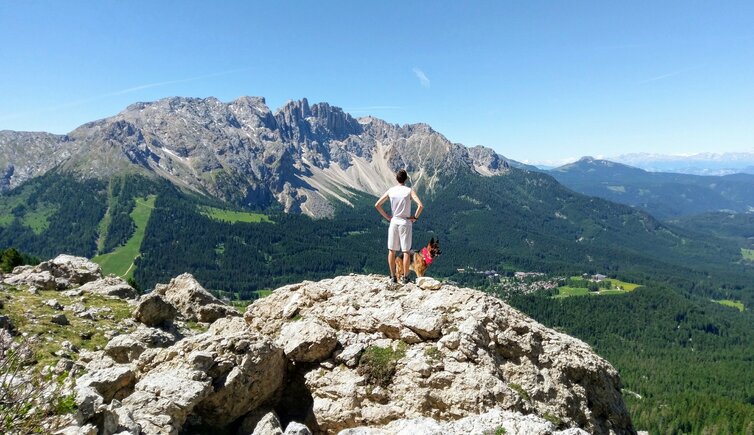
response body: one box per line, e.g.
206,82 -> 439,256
1,97 -> 511,217
549,157 -> 754,219
609,152 -> 754,176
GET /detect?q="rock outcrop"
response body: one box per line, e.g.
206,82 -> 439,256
152,273 -> 239,323
3,254 -> 102,290
68,274 -> 634,435
78,276 -> 139,299
245,275 -> 633,435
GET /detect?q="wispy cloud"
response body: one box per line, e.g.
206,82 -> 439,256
412,67 -> 431,88
638,65 -> 703,84
0,68 -> 251,122
99,68 -> 251,98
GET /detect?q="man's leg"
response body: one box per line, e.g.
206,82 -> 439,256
402,251 -> 411,280
388,250 -> 396,278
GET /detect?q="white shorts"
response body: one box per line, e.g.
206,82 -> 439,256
388,220 -> 412,252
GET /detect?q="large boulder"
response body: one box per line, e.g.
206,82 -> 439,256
76,365 -> 136,403
153,273 -> 238,323
3,254 -> 101,290
245,275 -> 634,435
276,318 -> 338,362
105,325 -> 179,363
77,317 -> 286,435
79,276 -> 138,299
133,294 -> 177,327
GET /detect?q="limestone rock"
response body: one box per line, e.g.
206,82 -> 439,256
54,423 -> 98,435
3,254 -> 101,290
338,409 -> 588,435
153,273 -> 238,322
245,275 -> 633,435
415,276 -> 442,290
48,255 -> 102,285
44,298 -> 64,310
133,293 -> 177,327
72,273 -> 632,435
276,318 -> 338,362
105,325 -> 179,363
76,365 -> 135,403
238,409 -> 283,435
284,422 -> 313,435
78,317 -> 285,434
79,276 -> 138,299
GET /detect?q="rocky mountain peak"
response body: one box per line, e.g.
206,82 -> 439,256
275,98 -> 363,144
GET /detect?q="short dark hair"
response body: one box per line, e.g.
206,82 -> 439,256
396,169 -> 408,184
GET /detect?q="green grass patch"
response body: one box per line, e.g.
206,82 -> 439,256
0,286 -> 135,367
358,342 -> 407,387
742,248 -> 754,261
198,205 -> 272,224
424,345 -> 442,362
256,290 -> 274,298
554,286 -> 590,298
96,206 -> 113,253
93,195 -> 156,279
555,276 -> 641,298
21,203 -> 58,234
543,413 -> 562,427
607,278 -> 641,291
509,383 -> 531,401
714,299 -> 745,312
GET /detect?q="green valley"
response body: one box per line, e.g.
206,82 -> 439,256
554,276 -> 642,298
92,195 -> 156,278
198,205 -> 272,224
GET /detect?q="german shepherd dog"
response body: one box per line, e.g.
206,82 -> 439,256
396,238 -> 441,279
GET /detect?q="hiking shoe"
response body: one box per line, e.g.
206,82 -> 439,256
401,276 -> 411,285
389,276 -> 398,284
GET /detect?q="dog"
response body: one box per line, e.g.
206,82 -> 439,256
395,237 -> 441,279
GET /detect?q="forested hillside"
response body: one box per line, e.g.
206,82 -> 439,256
549,157 -> 754,219
510,288 -> 754,434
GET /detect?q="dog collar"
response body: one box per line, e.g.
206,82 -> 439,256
421,247 -> 433,265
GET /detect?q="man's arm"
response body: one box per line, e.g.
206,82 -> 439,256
410,190 -> 423,221
374,192 -> 391,221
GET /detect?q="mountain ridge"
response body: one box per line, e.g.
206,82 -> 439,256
549,156 -> 754,219
1,96 -> 515,217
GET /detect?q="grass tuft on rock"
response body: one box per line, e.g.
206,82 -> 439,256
357,343 -> 406,387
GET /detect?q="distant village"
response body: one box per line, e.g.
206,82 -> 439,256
455,267 -> 615,298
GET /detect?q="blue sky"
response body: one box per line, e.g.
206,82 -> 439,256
1,1 -> 753,164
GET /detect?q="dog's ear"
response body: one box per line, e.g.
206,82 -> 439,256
429,237 -> 434,245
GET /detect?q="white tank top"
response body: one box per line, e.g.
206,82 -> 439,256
388,185 -> 412,224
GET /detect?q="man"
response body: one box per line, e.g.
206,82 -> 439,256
375,169 -> 423,284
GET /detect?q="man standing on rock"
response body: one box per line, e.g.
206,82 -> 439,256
374,169 -> 423,284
